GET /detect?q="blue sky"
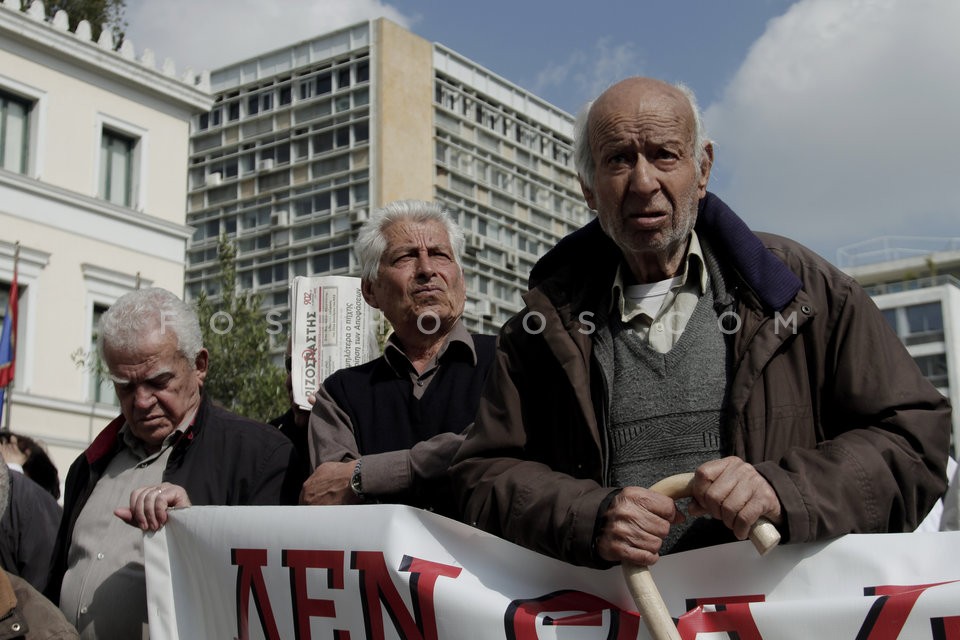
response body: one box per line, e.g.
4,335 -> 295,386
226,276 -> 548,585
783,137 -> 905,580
124,0 -> 959,266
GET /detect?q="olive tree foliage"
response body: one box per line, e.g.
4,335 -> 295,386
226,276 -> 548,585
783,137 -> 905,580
195,237 -> 288,422
29,0 -> 127,45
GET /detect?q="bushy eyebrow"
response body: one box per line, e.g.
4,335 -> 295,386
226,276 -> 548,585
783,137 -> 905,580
110,367 -> 175,386
387,242 -> 453,257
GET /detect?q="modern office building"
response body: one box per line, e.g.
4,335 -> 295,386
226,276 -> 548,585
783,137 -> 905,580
840,238 -> 960,454
184,18 -> 591,338
0,2 -> 212,475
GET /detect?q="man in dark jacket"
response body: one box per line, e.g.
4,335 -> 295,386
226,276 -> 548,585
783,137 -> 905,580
47,287 -> 306,639
452,77 -> 951,568
0,455 -> 77,640
0,463 -> 59,593
301,200 -> 495,516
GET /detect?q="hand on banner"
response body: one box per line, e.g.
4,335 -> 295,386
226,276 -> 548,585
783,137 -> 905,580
687,457 -> 783,540
300,461 -> 363,505
115,482 -> 192,531
596,488 -> 683,565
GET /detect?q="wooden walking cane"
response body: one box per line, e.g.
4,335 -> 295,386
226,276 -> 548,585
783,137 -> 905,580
621,472 -> 781,640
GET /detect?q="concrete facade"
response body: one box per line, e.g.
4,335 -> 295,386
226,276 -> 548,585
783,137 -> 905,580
184,18 -> 591,339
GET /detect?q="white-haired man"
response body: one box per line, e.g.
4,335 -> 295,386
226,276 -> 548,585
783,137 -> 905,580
48,287 -> 307,638
451,77 -> 951,568
301,200 -> 496,516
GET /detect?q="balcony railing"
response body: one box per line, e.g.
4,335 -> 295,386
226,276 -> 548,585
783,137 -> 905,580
862,274 -> 960,296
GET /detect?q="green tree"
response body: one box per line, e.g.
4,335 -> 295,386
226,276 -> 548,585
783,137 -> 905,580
32,0 -> 127,45
195,237 -> 287,422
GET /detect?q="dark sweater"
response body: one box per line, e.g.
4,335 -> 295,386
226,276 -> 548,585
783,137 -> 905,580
323,334 -> 497,512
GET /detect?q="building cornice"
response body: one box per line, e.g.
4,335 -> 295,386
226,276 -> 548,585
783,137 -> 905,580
0,169 -> 192,242
0,0 -> 213,112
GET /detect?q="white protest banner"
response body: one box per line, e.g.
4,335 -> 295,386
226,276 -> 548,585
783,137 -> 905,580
144,505 -> 960,639
290,275 -> 378,408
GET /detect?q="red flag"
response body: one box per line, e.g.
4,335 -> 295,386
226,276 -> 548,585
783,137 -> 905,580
0,262 -> 18,389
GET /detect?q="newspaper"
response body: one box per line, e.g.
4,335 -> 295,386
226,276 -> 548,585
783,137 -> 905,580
290,276 -> 379,409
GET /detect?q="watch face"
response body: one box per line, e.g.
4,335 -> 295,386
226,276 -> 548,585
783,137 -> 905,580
350,463 -> 362,495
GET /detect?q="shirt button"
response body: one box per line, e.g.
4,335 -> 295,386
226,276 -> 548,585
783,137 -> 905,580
80,606 -> 89,615
655,323 -> 664,332
417,380 -> 424,386
97,552 -> 104,560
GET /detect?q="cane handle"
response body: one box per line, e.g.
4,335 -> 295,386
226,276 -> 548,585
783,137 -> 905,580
622,472 -> 781,640
648,472 -> 781,555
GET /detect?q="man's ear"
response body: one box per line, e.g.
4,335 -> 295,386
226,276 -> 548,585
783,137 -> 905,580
579,176 -> 597,210
194,348 -> 209,386
697,141 -> 714,197
361,279 -> 380,310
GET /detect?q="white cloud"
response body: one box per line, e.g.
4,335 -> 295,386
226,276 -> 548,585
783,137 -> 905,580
123,0 -> 413,73
533,38 -> 644,113
704,0 -> 960,264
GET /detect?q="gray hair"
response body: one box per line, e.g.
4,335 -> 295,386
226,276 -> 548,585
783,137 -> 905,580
97,287 -> 204,367
573,80 -> 710,192
355,200 -> 466,282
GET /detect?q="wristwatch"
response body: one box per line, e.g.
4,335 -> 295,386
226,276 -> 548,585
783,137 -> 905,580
349,459 -> 364,498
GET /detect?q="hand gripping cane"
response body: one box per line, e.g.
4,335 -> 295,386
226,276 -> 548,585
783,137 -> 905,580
621,472 -> 781,640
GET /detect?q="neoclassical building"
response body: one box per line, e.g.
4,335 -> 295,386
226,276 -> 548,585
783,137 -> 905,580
0,1 -> 211,477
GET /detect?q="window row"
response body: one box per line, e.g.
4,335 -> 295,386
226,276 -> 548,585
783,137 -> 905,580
436,138 -> 585,222
187,248 -> 351,299
435,79 -> 573,167
191,121 -> 369,189
2,88 -> 141,208
191,186 -> 369,245
194,87 -> 370,157
197,59 -> 369,131
881,301 -> 945,343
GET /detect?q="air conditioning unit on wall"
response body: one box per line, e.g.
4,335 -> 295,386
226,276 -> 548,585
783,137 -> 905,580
467,235 -> 485,252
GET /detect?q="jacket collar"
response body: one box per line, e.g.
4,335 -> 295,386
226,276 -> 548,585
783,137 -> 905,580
528,191 -> 802,313
84,393 -> 209,465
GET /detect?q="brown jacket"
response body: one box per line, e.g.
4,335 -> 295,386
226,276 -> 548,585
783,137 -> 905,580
452,195 -> 951,567
0,572 -> 77,640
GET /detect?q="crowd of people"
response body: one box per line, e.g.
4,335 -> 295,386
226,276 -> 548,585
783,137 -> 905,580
0,76 -> 954,638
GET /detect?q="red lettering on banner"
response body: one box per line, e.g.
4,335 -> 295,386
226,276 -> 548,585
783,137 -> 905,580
351,551 -> 461,640
232,548 -> 281,640
858,581 -> 959,640
931,615 -> 960,639
505,590 -> 641,640
676,603 -> 763,640
283,550 -> 348,640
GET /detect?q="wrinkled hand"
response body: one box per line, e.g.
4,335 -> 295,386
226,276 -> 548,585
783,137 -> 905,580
596,487 -> 683,566
300,461 -> 362,506
0,437 -> 26,467
114,482 -> 192,531
687,456 -> 783,540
